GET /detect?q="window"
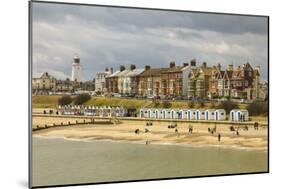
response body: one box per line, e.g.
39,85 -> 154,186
249,71 -> 252,77
221,113 -> 224,115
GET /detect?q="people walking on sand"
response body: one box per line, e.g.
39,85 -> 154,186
218,133 -> 221,142
189,124 -> 193,134
145,128 -> 149,133
236,130 -> 239,136
135,128 -> 140,134
175,128 -> 178,133
254,122 -> 259,130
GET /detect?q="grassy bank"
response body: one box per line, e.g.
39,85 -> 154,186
32,95 -> 248,109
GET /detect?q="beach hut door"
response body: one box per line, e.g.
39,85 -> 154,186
206,111 -> 208,120
215,112 -> 218,120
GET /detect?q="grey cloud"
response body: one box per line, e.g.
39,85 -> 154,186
32,2 -> 268,81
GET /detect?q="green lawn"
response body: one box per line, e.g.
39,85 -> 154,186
32,95 -> 248,109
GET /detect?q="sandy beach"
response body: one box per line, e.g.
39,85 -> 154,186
32,115 -> 268,150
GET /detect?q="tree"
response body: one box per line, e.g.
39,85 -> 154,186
246,100 -> 268,116
217,100 -> 238,112
73,93 -> 91,105
58,95 -> 73,106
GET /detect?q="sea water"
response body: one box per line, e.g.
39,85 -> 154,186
32,137 -> 268,187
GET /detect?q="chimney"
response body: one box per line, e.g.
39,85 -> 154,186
130,64 -> 136,70
183,63 -> 189,67
120,65 -> 125,72
105,67 -> 109,72
170,61 -> 176,68
202,62 -> 207,68
110,68 -> 113,74
227,64 -> 234,71
217,63 -> 221,71
145,65 -> 151,71
190,59 -> 196,67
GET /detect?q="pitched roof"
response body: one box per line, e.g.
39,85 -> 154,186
125,68 -> 145,77
139,68 -> 170,77
162,66 -> 185,73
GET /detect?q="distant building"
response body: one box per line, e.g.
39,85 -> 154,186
208,62 -> 261,100
106,66 -> 124,94
95,68 -> 112,93
32,72 -> 56,94
138,66 -> 169,97
71,55 -> 81,82
187,62 -> 213,99
122,65 -> 144,95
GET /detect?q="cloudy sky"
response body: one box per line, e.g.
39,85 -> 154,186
32,2 -> 268,81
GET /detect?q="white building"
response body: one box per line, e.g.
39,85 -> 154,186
71,55 -> 81,82
95,68 -> 112,93
214,109 -> 226,120
230,109 -> 249,122
205,109 -> 216,120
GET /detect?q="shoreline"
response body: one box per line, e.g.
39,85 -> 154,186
33,134 -> 268,152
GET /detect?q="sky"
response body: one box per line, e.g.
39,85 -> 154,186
32,2 -> 268,81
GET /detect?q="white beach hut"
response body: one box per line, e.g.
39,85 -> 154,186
215,109 -> 226,120
181,109 -> 188,119
165,109 -> 172,119
230,109 -> 249,122
195,110 -> 204,120
186,109 -> 195,120
139,109 -> 145,118
205,109 -> 216,120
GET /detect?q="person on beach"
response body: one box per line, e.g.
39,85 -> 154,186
218,133 -> 221,142
254,122 -> 259,130
189,124 -> 193,134
175,128 -> 178,133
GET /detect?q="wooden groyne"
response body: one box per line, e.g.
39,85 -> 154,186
32,118 -> 113,132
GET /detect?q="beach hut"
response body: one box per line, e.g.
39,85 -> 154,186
157,109 -> 164,119
150,109 -> 157,119
186,109 -> 194,120
205,109 -> 216,120
195,110 -> 204,120
230,109 -> 249,122
215,109 -> 226,120
165,109 -> 172,119
170,109 -> 180,119
139,109 -> 145,118
154,109 -> 160,119
181,109 -> 188,119
160,109 -> 168,119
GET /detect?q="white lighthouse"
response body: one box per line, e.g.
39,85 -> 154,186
71,55 -> 81,82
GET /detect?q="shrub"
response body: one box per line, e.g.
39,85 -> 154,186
217,100 -> 238,112
198,100 -> 205,108
58,95 -> 73,106
246,101 -> 268,116
188,101 -> 195,108
73,93 -> 91,105
162,100 -> 171,108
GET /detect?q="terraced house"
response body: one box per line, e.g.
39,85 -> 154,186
208,62 -> 261,100
138,65 -> 169,97
187,62 -> 213,99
